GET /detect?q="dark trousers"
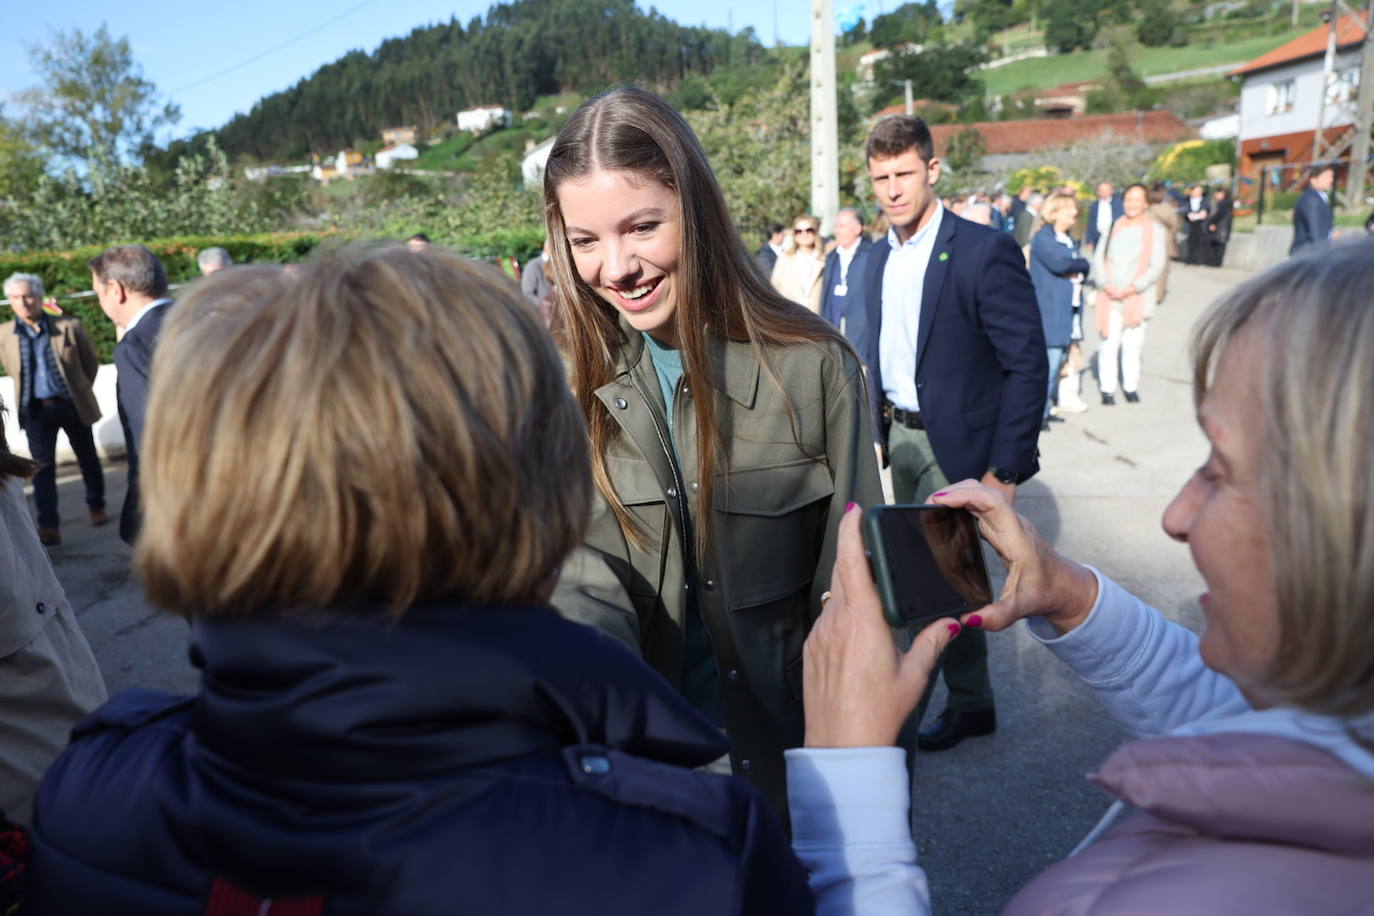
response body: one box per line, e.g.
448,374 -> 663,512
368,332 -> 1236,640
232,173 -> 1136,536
25,400 -> 105,529
888,423 -> 995,714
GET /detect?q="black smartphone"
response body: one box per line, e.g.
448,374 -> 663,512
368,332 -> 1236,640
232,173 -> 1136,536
861,504 -> 993,629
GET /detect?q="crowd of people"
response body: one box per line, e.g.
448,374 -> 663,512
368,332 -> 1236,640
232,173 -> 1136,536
0,87 -> 1371,914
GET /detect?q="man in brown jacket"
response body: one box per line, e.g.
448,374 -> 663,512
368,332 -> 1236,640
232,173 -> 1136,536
0,273 -> 107,545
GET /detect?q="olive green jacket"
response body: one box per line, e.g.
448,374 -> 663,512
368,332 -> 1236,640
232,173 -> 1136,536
553,327 -> 883,818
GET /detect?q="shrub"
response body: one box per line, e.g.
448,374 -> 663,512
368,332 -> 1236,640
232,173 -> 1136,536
1148,138 -> 1237,184
0,231 -> 332,368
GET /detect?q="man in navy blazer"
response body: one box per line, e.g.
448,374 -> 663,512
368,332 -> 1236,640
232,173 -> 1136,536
819,207 -> 872,338
1084,181 -> 1123,251
89,245 -> 173,545
1291,164 -> 1337,255
851,116 -> 1046,753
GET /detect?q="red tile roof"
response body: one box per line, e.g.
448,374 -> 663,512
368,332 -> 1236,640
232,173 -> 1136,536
924,110 -> 1193,156
1230,12 -> 1368,77
871,100 -> 959,119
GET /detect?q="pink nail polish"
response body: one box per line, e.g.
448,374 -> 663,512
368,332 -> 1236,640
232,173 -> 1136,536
846,502 -> 857,513
966,614 -> 983,628
947,622 -> 962,636
932,490 -> 947,498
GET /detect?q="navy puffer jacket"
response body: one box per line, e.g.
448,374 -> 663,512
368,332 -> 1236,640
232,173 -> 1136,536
26,602 -> 812,915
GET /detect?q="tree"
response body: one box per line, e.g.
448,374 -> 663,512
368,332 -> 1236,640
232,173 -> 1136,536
871,44 -> 988,110
0,106 -> 45,201
1042,0 -> 1107,52
24,24 -> 180,166
870,1 -> 943,47
1085,40 -> 1153,112
944,127 -> 987,176
1136,0 -> 1178,47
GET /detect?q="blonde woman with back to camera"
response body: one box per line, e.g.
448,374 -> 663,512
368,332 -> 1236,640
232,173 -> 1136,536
794,238 -> 1374,914
21,246 -> 827,915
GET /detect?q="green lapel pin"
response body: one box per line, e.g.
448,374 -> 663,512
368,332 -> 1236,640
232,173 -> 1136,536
938,251 -> 949,262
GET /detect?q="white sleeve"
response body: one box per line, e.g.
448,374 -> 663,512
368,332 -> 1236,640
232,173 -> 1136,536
1024,568 -> 1249,737
786,747 -> 930,916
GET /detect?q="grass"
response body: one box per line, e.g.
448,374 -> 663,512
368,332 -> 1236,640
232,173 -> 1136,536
980,28 -> 1308,96
414,132 -> 476,171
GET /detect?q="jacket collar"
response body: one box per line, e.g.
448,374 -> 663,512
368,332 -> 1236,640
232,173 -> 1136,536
188,601 -> 729,782
13,313 -> 50,337
608,319 -> 759,409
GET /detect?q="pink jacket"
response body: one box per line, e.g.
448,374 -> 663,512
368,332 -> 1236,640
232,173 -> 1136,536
1003,731 -> 1374,915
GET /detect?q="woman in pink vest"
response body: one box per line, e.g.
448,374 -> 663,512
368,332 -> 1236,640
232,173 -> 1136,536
795,237 -> 1374,914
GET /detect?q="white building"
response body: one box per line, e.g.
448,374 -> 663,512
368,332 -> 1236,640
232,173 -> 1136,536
1231,13 -> 1366,185
375,143 -> 419,169
521,137 -> 555,190
456,105 -> 513,133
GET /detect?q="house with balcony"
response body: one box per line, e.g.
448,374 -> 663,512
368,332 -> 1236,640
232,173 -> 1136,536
1231,12 -> 1367,188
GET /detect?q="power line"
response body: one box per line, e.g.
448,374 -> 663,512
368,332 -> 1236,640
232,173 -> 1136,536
170,0 -> 384,96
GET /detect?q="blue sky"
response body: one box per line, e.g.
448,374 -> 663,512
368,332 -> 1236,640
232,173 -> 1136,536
3,0 -> 888,141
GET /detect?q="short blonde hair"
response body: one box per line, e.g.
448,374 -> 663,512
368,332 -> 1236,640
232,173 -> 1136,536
1039,193 -> 1078,227
136,245 -> 590,615
1192,237 -> 1374,718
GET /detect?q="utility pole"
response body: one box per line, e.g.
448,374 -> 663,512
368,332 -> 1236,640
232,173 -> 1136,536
1313,0 -> 1374,211
1345,0 -> 1374,208
811,0 -> 840,235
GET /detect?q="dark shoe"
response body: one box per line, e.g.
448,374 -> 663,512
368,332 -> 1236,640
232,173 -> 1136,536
917,707 -> 997,751
89,509 -> 110,527
37,527 -> 61,546
1124,390 -> 1140,403
1048,414 -> 1066,423
1101,392 -> 1116,406
1040,419 -> 1052,432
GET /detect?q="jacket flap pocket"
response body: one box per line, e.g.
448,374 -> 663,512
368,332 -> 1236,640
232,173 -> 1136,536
607,455 -> 670,506
714,459 -> 834,518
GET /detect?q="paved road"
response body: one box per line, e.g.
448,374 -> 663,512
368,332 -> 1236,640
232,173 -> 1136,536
34,261 -> 1252,914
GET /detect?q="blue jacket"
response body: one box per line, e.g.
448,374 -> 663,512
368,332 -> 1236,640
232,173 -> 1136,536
27,603 -> 810,915
820,238 -> 872,335
1028,226 -> 1091,348
849,211 -> 1046,482
1084,195 -> 1124,250
1291,187 -> 1334,254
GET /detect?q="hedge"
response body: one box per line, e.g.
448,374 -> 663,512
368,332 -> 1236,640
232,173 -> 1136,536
0,232 -> 333,370
0,227 -> 545,371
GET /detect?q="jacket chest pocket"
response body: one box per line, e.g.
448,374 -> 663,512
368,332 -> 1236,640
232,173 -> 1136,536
606,456 -> 674,597
715,459 -> 834,610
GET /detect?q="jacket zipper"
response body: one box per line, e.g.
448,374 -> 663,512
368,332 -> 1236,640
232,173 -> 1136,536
628,373 -> 695,590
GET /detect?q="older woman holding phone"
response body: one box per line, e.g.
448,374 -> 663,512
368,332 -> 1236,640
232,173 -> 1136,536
792,238 -> 1374,914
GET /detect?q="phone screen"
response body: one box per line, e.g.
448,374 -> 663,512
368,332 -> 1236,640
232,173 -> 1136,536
863,505 -> 993,627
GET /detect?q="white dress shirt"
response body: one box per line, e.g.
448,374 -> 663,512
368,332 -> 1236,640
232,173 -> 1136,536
835,240 -> 861,286
124,298 -> 172,335
879,204 -> 944,412
1096,198 -> 1114,239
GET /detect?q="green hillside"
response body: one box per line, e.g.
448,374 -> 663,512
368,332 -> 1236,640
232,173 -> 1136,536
982,28 -> 1305,95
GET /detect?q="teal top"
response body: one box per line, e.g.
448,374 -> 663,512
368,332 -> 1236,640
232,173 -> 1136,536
642,332 -> 685,438
639,332 -> 723,727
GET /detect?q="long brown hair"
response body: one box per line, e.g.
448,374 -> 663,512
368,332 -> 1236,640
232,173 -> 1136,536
543,86 -> 853,558
0,400 -> 37,483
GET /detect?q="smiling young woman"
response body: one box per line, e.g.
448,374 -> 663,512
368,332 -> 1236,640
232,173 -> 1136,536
544,87 -> 884,822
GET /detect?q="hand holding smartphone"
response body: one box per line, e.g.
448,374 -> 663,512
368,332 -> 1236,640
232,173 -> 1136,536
861,504 -> 993,629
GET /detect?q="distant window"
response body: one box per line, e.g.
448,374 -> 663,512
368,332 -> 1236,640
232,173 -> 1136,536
1327,67 -> 1360,105
1267,80 -> 1295,115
